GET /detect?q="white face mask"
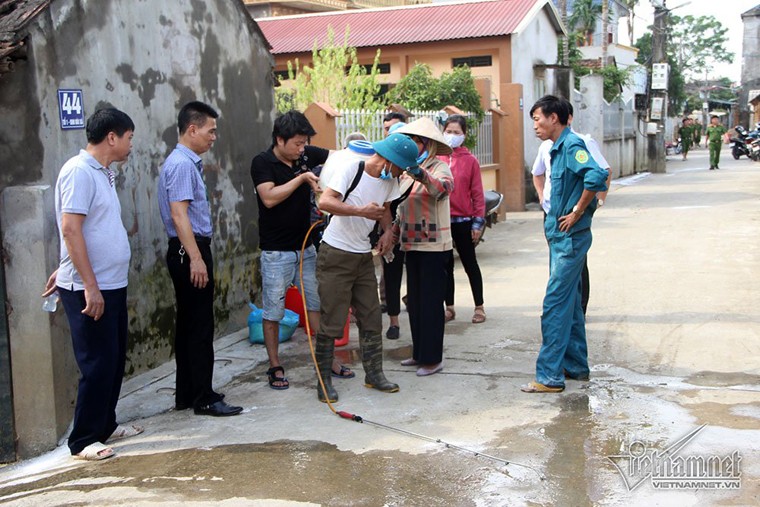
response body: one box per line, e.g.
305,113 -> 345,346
444,133 -> 465,149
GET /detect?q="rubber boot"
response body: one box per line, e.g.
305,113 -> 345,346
361,332 -> 399,393
315,334 -> 338,403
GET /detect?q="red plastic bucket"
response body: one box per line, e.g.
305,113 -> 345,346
285,285 -> 307,326
335,313 -> 350,347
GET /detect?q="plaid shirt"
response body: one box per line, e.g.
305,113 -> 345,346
394,158 -> 454,252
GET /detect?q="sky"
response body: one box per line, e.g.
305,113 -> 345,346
627,0 -> 758,82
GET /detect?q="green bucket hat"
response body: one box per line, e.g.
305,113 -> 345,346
372,132 -> 420,172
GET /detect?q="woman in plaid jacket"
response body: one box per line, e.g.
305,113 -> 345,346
392,118 -> 454,377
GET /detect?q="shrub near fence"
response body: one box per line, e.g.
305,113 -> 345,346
335,109 -> 493,166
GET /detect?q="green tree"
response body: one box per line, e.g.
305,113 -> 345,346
387,63 -> 484,147
599,65 -> 632,102
709,77 -> 738,102
684,77 -> 737,114
385,63 -> 439,111
634,14 -> 731,116
275,26 -> 383,114
388,63 -> 483,119
669,14 -> 733,79
568,0 -> 603,46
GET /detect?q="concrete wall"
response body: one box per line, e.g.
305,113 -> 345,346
0,0 -> 274,456
0,186 -> 77,458
512,9 -> 560,177
740,11 -> 760,128
601,136 -> 636,179
574,74 -> 605,145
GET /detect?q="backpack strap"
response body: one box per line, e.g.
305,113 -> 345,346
390,179 -> 415,218
324,162 -> 366,229
343,162 -> 365,202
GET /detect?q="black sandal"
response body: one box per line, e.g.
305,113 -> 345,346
331,364 -> 355,379
266,366 -> 289,390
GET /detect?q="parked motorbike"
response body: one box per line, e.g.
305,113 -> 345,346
477,189 -> 504,244
731,125 -> 751,160
751,138 -> 760,162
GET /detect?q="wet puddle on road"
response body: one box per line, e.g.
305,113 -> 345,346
0,441 -> 494,506
685,370 -> 760,388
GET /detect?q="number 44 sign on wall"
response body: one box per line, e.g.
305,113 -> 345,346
57,89 -> 85,130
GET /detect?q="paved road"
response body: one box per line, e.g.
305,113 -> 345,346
1,146 -> 758,506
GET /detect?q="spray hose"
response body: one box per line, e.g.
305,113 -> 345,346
297,219 -> 544,480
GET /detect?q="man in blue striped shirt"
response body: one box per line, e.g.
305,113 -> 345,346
158,101 -> 242,417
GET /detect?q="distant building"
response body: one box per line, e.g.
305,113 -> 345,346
740,5 -> 760,127
554,0 -> 644,101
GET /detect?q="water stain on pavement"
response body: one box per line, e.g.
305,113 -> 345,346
540,391 -> 627,506
684,401 -> 760,430
686,371 -> 760,388
0,441 -> 491,506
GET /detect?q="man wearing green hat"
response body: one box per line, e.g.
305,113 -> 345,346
314,132 -> 420,403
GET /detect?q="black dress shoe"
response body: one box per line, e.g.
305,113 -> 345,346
194,400 -> 243,417
177,393 -> 224,411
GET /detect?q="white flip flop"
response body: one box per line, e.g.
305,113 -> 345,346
75,442 -> 115,461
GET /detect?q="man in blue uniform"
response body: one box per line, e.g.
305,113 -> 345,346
522,96 -> 608,393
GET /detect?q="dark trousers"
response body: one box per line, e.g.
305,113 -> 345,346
59,287 -> 127,455
406,250 -> 449,364
445,221 -> 484,307
167,238 -> 220,409
544,211 -> 590,315
382,244 -> 405,317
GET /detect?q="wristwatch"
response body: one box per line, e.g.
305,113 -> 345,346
572,204 -> 583,216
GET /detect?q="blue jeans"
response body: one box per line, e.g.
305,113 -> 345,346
536,230 -> 592,387
260,245 -> 319,321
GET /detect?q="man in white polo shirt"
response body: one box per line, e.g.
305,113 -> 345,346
43,108 -> 143,461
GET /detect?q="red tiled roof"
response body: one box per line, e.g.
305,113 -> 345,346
257,0 -> 557,55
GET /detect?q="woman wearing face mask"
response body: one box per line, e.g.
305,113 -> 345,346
439,115 -> 486,324
392,118 -> 454,376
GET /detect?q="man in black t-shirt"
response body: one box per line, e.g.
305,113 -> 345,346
251,111 -> 352,390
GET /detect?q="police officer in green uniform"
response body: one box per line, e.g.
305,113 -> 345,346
705,115 -> 727,170
678,118 -> 693,161
692,119 -> 702,147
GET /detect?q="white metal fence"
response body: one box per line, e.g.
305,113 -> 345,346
335,109 -> 493,166
472,112 -> 493,165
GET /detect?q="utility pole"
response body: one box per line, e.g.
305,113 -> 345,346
647,0 -> 668,173
601,0 -> 609,65
559,0 -> 568,67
